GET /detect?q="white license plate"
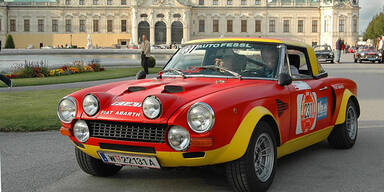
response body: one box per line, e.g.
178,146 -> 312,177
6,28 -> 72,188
98,151 -> 161,169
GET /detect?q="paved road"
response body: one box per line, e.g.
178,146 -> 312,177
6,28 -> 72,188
1,53 -> 384,192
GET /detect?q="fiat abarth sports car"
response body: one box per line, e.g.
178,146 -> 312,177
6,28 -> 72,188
58,38 -> 360,192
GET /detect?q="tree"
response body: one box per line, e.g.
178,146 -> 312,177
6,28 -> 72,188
364,12 -> 384,40
4,34 -> 15,49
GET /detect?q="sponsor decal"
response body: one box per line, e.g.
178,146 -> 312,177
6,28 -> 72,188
331,84 -> 344,90
296,91 -> 317,135
100,110 -> 141,117
317,97 -> 328,120
292,81 -> 311,90
111,101 -> 142,107
196,43 -> 252,49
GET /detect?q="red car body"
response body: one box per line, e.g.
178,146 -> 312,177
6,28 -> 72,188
58,38 -> 360,191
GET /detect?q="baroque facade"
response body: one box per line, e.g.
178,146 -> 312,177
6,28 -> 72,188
0,0 -> 359,48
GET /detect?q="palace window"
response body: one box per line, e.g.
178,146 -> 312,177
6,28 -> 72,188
255,20 -> 261,32
107,20 -> 113,32
339,18 -> 344,32
140,14 -> 148,18
173,14 -> 181,18
121,0 -> 126,5
241,0 -> 247,5
24,19 -> 30,32
52,19 -> 58,32
283,20 -> 289,33
93,20 -> 99,32
65,19 -> 72,32
255,0 -> 261,5
227,0 -> 232,5
38,19 -> 44,32
353,17 -> 358,33
199,0 -> 204,5
80,19 -> 86,32
199,20 -> 205,32
213,19 -> 219,32
298,20 -> 303,33
10,19 -> 16,32
121,20 -> 127,32
65,0 -> 70,5
324,19 -> 328,32
157,14 -> 165,18
241,20 -> 247,32
93,0 -> 98,5
227,20 -> 233,32
107,0 -> 112,5
79,0 -> 84,5
312,19 -> 318,33
213,0 -> 218,5
269,20 -> 275,33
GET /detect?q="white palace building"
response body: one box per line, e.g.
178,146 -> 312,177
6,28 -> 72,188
0,0 -> 359,48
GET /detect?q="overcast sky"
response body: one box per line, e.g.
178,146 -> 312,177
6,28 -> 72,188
359,0 -> 384,34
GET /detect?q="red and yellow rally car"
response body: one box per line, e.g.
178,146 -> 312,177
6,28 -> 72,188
58,38 -> 359,192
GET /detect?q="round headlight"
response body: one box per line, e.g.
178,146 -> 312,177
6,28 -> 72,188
361,53 -> 365,56
167,126 -> 190,151
73,120 -> 89,143
83,94 -> 99,116
57,96 -> 77,123
142,96 -> 162,119
187,102 -> 215,133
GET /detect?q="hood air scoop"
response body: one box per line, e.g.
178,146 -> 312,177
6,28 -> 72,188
127,86 -> 146,92
163,85 -> 184,93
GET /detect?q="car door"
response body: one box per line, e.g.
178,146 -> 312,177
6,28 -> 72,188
286,47 -> 333,140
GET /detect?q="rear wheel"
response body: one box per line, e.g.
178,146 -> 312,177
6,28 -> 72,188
328,100 -> 358,149
226,121 -> 277,192
75,147 -> 123,177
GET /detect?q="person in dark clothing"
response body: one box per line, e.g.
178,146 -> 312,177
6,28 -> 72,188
335,38 -> 342,63
0,74 -> 12,88
140,35 -> 150,74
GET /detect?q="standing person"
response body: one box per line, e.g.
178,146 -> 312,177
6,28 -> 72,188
141,34 -> 150,74
335,38 -> 342,63
379,36 -> 384,63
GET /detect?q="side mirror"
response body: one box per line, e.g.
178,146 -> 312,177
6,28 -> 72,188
136,70 -> 147,80
278,73 -> 292,86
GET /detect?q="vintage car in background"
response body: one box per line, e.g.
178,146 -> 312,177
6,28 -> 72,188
354,46 -> 383,63
58,38 -> 360,192
314,45 -> 334,63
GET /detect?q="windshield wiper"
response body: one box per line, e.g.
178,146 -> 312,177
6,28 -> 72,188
159,69 -> 186,79
196,65 -> 242,80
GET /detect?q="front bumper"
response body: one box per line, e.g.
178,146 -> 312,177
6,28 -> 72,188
74,141 -> 236,167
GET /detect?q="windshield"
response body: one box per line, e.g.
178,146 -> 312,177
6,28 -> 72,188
314,46 -> 331,51
163,42 -> 281,79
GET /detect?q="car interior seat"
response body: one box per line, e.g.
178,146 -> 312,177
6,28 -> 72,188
288,54 -> 300,74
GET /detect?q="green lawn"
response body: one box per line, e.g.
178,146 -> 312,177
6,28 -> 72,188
0,88 -> 80,131
0,67 -> 161,87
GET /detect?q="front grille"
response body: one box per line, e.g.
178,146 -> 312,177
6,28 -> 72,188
88,120 -> 167,143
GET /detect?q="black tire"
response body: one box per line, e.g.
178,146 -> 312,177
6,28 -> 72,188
372,61 -> 376,63
75,147 -> 123,177
330,60 -> 334,63
226,121 -> 277,192
328,100 -> 358,149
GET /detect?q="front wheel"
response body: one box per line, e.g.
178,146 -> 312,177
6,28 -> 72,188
75,147 -> 123,177
328,100 -> 358,149
226,121 -> 277,192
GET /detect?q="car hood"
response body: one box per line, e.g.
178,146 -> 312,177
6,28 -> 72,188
79,77 -> 257,123
315,50 -> 332,54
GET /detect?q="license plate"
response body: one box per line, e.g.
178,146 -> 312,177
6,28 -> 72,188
98,151 -> 161,169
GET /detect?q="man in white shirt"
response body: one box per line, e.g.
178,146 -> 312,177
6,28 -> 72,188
379,36 -> 384,63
